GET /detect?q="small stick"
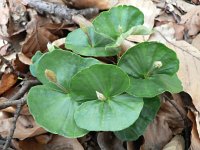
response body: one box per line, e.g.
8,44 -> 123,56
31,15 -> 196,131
10,79 -> 40,101
0,98 -> 26,110
3,103 -> 23,150
22,0 -> 99,21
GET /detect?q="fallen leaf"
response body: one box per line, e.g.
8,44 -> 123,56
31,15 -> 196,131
0,73 -> 17,95
175,0 -> 196,12
150,22 -> 176,43
141,95 -> 187,150
0,1 -> 10,37
180,6 -> 200,36
13,54 -> 29,73
97,132 -> 125,150
167,41 -> 200,113
18,52 -> 32,65
0,0 -> 9,25
192,33 -> 200,51
64,0 -> 118,9
0,110 -> 11,120
188,109 -> 200,150
7,0 -> 28,36
163,135 -> 185,150
173,23 -> 185,40
0,115 -> 46,140
22,26 -> 58,58
35,134 -> 52,144
18,135 -> 84,150
141,117 -> 173,150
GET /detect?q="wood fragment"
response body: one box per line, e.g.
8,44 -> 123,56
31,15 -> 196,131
3,104 -> 23,150
22,0 -> 99,21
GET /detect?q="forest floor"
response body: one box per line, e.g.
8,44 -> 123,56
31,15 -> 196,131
0,0 -> 200,150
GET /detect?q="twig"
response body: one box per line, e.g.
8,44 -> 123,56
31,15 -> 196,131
163,94 -> 190,150
10,79 -> 40,101
3,103 -> 23,150
22,0 -> 99,21
0,98 -> 26,110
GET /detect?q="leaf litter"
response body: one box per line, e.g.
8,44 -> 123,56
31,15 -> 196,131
0,0 -> 200,149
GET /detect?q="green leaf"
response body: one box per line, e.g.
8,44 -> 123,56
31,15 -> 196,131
74,94 -> 143,131
93,5 -> 144,40
70,64 -> 130,100
28,50 -> 101,138
28,85 -> 88,138
30,51 -> 43,77
114,97 -> 160,141
70,64 -> 143,131
36,49 -> 101,90
127,74 -> 182,97
106,25 -> 153,49
118,42 -> 182,97
65,27 -> 120,57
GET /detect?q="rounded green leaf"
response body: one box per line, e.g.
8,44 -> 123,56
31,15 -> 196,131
93,5 -> 144,40
27,85 -> 88,138
36,49 -> 100,90
70,64 -> 130,100
74,94 -> 143,131
118,42 -> 182,97
127,74 -> 182,97
114,97 -> 160,141
65,27 -> 120,57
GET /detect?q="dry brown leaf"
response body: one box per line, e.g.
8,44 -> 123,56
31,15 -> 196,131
150,23 -> 176,42
188,110 -> 200,150
22,26 -> 58,58
163,135 -> 185,150
35,134 -> 52,144
141,94 -> 187,150
13,54 -> 29,73
7,0 -> 28,36
63,0 -> 118,9
0,0 -> 9,25
175,0 -> 196,12
0,115 -> 46,140
18,52 -> 32,65
0,1 -> 10,37
0,73 -> 17,95
173,23 -> 185,40
97,132 -> 125,150
0,111 -> 11,120
18,135 -> 84,150
180,6 -> 200,36
167,41 -> 200,113
192,33 -> 200,51
141,117 -> 173,150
